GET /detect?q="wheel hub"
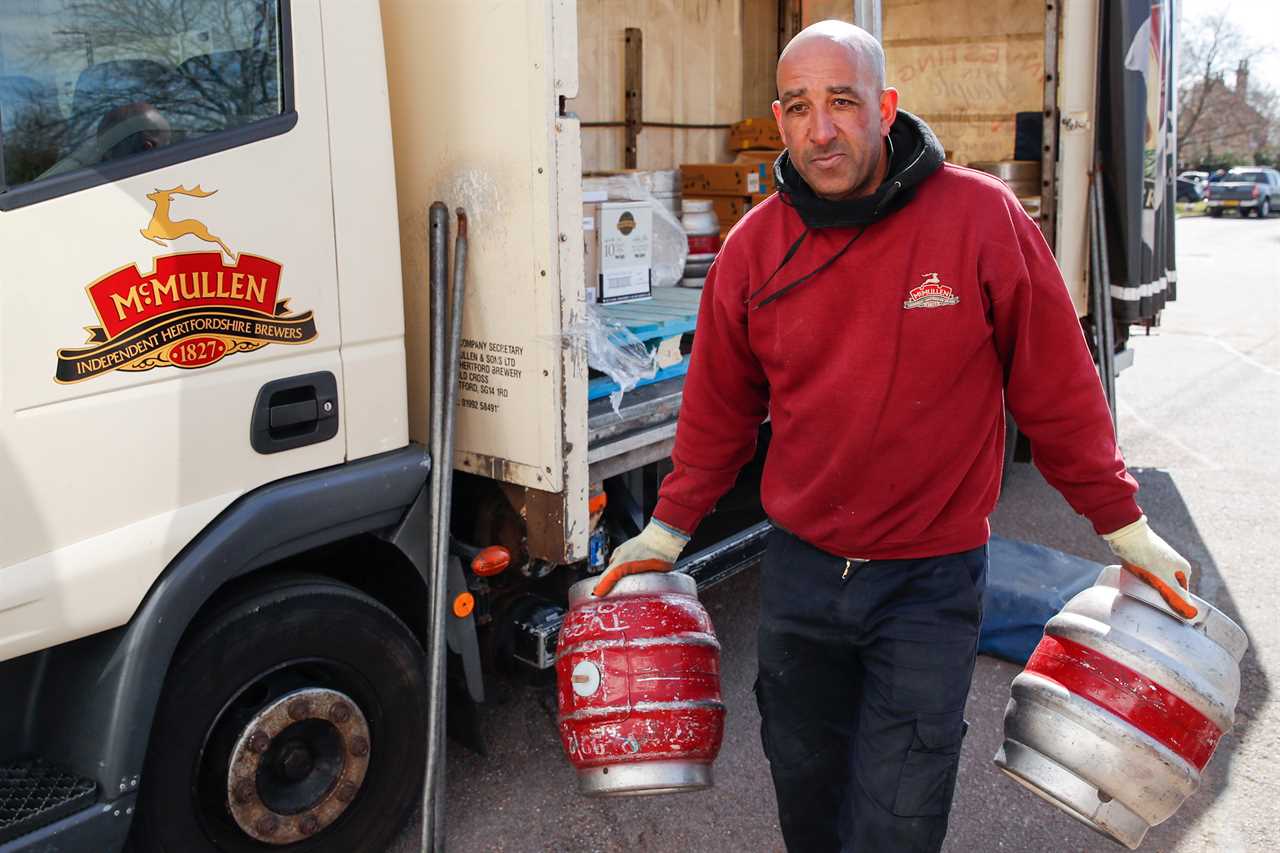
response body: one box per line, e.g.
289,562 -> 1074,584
225,687 -> 371,844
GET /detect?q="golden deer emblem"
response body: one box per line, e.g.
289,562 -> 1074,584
140,185 -> 234,258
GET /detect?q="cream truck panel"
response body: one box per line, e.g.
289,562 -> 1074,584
574,0 -> 745,172
381,0 -> 589,559
319,1 -> 410,460
1056,0 -> 1100,316
882,0 -> 1045,165
0,0 -> 343,661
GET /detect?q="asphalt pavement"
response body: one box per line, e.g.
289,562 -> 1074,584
395,211 -> 1279,851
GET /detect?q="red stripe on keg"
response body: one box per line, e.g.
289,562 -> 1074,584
687,234 -> 721,254
1024,635 -> 1222,770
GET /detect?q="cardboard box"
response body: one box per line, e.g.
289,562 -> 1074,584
583,200 -> 652,304
734,149 -> 783,166
729,117 -> 783,151
681,162 -> 776,197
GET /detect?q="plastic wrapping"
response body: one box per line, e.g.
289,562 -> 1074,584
582,173 -> 688,288
562,302 -> 659,415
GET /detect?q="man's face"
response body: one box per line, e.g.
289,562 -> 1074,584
772,39 -> 898,201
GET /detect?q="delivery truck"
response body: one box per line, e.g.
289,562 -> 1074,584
0,0 -> 1177,849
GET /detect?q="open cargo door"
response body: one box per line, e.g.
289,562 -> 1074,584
380,0 -> 588,562
1100,0 -> 1177,324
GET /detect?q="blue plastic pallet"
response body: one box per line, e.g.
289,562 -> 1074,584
595,287 -> 702,342
588,288 -> 701,401
588,355 -> 691,401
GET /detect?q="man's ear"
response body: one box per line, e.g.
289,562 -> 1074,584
771,99 -> 788,149
879,88 -> 899,136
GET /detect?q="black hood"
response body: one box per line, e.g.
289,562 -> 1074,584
745,111 -> 945,309
773,110 -> 945,229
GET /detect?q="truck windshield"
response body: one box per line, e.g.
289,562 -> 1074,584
0,0 -> 283,192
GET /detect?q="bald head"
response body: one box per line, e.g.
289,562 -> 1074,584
778,20 -> 886,97
770,20 -> 898,201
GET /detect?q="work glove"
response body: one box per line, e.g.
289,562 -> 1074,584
592,519 -> 690,597
1103,515 -> 1197,620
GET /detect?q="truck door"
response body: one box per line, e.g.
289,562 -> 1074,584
0,0 -> 343,661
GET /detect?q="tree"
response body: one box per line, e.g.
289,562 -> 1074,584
1178,12 -> 1278,168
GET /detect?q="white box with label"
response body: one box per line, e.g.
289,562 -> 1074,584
589,200 -> 652,304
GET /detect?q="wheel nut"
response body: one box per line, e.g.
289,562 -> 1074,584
288,697 -> 313,720
231,778 -> 256,804
248,730 -> 270,753
350,735 -> 370,757
336,781 -> 359,803
329,701 -> 352,723
298,813 -> 321,836
255,814 -> 279,836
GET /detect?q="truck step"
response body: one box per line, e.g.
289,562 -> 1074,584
0,761 -> 96,844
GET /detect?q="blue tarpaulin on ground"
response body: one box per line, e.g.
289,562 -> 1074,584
979,536 -> 1104,664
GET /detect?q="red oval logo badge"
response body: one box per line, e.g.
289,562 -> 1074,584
168,336 -> 228,368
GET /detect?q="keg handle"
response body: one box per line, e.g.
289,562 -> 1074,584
1098,565 -> 1207,626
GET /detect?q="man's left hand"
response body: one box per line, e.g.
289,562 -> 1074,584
1103,516 -> 1198,620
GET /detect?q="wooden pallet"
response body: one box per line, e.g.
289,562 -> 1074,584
589,287 -> 701,401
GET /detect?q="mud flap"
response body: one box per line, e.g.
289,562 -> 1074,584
445,555 -> 485,703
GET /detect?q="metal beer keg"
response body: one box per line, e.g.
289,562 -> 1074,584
995,565 -> 1248,848
556,572 -> 725,796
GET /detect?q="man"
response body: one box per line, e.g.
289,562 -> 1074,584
97,101 -> 172,162
593,20 -> 1196,853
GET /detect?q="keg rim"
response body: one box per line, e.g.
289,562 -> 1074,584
576,758 -> 712,797
568,571 -> 696,607
1096,565 -> 1248,660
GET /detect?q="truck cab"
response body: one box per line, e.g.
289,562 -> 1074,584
0,3 -> 436,850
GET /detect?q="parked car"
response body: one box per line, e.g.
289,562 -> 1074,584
1178,170 -> 1209,187
1203,167 -> 1280,217
1176,177 -> 1204,202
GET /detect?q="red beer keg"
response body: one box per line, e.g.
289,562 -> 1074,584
556,572 -> 725,795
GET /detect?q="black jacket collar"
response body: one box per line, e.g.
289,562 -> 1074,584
773,110 -> 945,229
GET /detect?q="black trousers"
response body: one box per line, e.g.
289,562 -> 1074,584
754,528 -> 986,853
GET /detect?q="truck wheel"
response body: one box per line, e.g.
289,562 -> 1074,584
129,576 -> 427,852
1259,198 -> 1271,218
1208,207 -> 1223,218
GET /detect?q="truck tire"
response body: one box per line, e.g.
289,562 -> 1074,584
1258,198 -> 1271,218
128,575 -> 427,853
1208,207 -> 1223,218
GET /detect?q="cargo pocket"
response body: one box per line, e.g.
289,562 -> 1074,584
892,715 -> 968,817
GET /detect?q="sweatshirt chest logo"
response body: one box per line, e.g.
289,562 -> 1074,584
903,273 -> 960,310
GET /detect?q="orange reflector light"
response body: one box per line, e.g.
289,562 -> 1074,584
588,492 -> 608,515
471,545 -> 511,577
452,592 -> 475,618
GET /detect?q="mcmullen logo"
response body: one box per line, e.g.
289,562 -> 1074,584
903,272 -> 960,310
54,186 -> 318,383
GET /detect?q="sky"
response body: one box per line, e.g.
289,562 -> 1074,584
1180,0 -> 1280,94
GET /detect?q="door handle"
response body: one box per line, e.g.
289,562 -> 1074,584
269,399 -> 318,429
251,371 -> 339,454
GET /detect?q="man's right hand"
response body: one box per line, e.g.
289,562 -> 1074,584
1103,516 -> 1198,620
592,520 -> 690,597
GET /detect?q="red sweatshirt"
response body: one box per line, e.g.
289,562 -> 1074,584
653,163 -> 1141,559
